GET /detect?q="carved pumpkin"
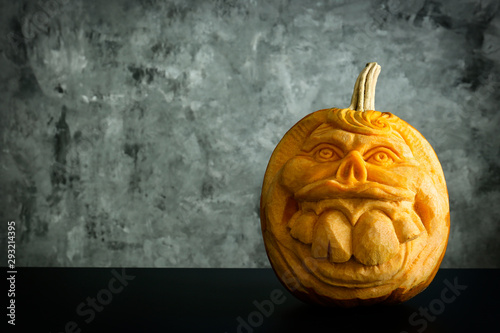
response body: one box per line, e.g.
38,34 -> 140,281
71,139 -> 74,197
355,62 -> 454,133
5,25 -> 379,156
260,63 -> 449,307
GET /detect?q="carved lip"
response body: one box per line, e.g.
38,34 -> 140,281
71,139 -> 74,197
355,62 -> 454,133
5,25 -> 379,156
278,225 -> 409,287
297,199 -> 401,222
294,179 -> 415,202
301,244 -> 407,287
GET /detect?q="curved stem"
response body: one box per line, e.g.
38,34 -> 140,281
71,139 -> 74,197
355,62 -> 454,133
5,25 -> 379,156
347,62 -> 381,111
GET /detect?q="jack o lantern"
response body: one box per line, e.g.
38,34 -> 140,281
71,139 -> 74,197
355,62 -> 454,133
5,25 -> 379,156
260,63 -> 449,306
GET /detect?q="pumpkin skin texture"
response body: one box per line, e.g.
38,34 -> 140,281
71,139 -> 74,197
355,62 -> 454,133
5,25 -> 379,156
260,63 -> 449,307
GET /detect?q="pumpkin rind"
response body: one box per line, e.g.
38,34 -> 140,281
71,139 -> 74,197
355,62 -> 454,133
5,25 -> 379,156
260,63 -> 449,307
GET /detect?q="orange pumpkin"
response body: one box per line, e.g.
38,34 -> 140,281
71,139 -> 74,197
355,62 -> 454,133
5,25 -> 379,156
260,63 -> 449,306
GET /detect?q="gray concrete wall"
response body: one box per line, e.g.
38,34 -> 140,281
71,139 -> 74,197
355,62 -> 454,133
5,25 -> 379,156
1,0 -> 499,267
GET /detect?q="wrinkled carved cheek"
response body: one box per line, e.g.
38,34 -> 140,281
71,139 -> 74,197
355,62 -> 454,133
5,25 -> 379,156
366,164 -> 414,190
280,157 -> 341,193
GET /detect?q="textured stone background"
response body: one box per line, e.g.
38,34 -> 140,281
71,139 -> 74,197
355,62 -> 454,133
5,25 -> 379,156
0,0 -> 499,267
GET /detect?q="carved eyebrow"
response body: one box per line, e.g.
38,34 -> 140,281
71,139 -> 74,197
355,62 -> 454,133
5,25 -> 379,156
300,143 -> 345,158
361,137 -> 413,159
301,135 -> 348,153
300,126 -> 414,158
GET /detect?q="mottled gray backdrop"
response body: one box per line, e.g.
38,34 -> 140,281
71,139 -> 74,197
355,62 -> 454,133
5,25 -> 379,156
1,0 -> 499,267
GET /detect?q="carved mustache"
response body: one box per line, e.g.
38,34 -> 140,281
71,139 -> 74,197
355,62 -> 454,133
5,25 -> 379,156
294,179 -> 416,202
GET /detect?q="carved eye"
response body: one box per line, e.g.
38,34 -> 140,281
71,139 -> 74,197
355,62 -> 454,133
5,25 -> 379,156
319,148 -> 334,159
314,145 -> 342,162
365,148 -> 399,166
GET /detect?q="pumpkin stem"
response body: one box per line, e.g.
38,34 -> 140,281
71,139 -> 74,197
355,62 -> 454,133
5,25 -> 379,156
347,62 -> 381,112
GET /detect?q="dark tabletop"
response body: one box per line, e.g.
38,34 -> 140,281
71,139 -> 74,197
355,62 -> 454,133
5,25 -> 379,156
8,268 -> 499,332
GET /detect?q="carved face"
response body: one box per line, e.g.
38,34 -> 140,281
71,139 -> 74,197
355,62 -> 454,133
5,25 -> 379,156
261,108 -> 449,306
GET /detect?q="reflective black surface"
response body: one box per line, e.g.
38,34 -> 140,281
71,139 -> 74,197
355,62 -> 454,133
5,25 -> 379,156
10,268 -> 499,332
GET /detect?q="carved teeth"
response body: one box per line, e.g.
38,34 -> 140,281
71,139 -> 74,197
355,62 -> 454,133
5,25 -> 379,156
300,202 -> 323,216
311,210 -> 352,263
301,201 -> 344,216
352,210 -> 400,266
289,212 -> 317,244
287,211 -> 302,230
289,202 -> 422,266
392,210 -> 424,243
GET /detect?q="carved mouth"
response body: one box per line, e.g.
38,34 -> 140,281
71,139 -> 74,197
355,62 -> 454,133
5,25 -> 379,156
286,197 -> 425,284
301,246 -> 408,287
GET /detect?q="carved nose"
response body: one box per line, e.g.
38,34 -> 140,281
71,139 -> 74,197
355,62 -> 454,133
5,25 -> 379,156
336,151 -> 367,184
